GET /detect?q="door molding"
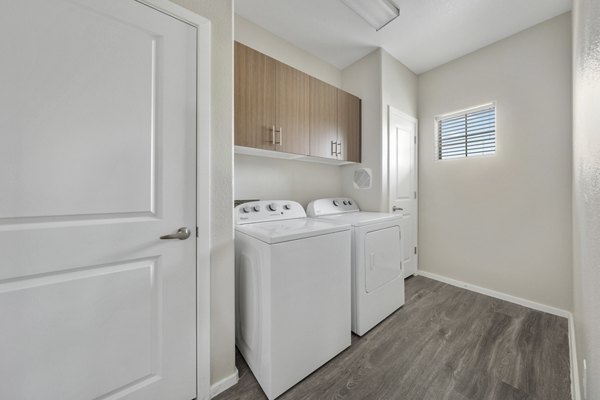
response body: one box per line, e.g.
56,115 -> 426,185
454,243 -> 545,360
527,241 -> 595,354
137,1 -> 211,399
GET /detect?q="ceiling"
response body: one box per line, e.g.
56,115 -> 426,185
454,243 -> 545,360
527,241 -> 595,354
235,0 -> 572,74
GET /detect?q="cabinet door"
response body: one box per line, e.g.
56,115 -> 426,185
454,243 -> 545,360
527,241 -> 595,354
235,42 -> 276,150
337,89 -> 361,162
275,62 -> 310,155
309,77 -> 338,159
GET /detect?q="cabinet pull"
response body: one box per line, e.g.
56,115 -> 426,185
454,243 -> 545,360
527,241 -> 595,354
337,141 -> 342,157
271,125 -> 276,145
330,140 -> 336,156
275,127 -> 282,146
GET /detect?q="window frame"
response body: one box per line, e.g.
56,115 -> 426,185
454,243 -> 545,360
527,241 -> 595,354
434,102 -> 497,161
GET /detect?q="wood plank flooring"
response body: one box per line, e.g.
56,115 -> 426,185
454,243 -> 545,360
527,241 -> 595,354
215,276 -> 571,400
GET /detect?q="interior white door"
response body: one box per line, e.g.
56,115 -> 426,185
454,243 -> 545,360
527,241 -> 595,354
0,1 -> 198,399
388,107 -> 418,278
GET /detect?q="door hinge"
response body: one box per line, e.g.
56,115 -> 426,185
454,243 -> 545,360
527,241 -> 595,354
414,246 -> 417,255
196,227 -> 199,238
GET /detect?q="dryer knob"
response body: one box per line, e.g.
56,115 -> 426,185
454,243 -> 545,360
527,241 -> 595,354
241,206 -> 251,213
333,200 -> 340,206
268,203 -> 278,212
343,201 -> 348,205
283,203 -> 291,210
348,200 -> 353,205
252,205 -> 261,212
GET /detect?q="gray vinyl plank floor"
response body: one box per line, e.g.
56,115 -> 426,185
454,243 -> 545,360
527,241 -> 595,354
215,276 -> 571,400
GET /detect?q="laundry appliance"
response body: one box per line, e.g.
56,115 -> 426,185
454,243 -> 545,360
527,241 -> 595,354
235,200 -> 351,399
307,198 -> 404,336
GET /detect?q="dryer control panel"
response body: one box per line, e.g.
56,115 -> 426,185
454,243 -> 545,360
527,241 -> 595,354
235,200 -> 306,225
306,198 -> 360,217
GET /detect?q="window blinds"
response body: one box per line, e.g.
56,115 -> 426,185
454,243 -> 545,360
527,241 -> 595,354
437,105 -> 496,159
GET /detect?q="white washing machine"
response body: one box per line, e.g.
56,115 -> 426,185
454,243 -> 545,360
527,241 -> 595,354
234,200 -> 351,400
307,198 -> 405,336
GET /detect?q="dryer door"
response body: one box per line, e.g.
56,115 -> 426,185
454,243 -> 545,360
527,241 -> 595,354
364,226 -> 402,293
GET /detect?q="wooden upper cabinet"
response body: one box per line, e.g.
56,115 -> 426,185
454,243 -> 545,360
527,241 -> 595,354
337,89 -> 361,163
309,77 -> 338,159
235,41 -> 361,162
275,62 -> 310,155
234,42 -> 276,150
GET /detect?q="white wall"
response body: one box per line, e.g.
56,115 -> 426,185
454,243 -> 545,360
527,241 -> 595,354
340,49 -> 382,211
341,49 -> 417,212
234,155 -> 343,207
234,15 -> 344,204
418,14 -> 572,311
172,0 -> 235,386
573,0 -> 600,397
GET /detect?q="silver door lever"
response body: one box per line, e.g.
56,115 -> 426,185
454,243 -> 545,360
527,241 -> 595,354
392,206 -> 403,212
160,227 -> 191,240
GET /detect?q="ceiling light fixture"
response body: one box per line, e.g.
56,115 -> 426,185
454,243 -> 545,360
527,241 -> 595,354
340,0 -> 400,31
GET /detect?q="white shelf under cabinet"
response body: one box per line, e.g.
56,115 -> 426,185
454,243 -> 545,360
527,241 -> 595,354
234,146 -> 357,166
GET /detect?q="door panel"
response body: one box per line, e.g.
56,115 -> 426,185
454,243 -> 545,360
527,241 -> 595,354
0,1 -> 197,399
364,226 -> 402,293
388,108 -> 418,278
0,260 -> 159,400
235,42 -> 276,150
276,62 -> 310,155
309,78 -> 338,159
337,90 -> 361,162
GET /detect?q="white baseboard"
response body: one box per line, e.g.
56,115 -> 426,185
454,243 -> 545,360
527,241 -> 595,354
416,270 -> 580,399
209,369 -> 239,398
569,315 -> 582,400
416,270 -> 570,318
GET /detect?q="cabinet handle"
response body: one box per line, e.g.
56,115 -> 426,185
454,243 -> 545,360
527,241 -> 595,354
275,127 -> 282,146
271,125 -> 276,145
337,141 -> 342,157
330,140 -> 336,156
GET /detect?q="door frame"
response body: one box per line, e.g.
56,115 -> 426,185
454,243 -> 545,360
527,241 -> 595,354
136,1 -> 211,399
387,106 -> 418,272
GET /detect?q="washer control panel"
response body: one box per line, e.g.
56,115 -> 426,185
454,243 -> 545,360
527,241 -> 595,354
306,198 -> 360,217
235,200 -> 306,225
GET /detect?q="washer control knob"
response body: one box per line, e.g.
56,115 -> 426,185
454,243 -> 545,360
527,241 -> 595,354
283,203 -> 291,210
252,205 -> 261,212
343,200 -> 348,205
333,200 -> 340,206
241,206 -> 251,213
268,203 -> 278,212
348,200 -> 353,205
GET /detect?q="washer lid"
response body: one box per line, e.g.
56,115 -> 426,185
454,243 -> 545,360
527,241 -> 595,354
312,212 -> 402,227
235,218 -> 350,244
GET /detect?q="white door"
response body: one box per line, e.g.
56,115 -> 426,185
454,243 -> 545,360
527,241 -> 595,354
0,1 -> 200,399
388,107 -> 418,278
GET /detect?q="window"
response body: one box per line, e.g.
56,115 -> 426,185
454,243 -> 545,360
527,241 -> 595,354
436,103 -> 496,160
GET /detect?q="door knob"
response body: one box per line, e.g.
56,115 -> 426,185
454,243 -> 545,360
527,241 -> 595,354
160,227 -> 191,240
392,206 -> 403,212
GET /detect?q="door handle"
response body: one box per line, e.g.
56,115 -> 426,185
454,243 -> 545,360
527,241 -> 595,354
392,206 -> 403,212
160,227 -> 191,240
